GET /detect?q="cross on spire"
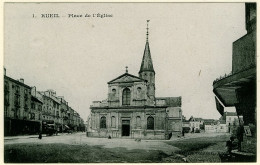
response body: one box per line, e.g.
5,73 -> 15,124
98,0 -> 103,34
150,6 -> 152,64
125,66 -> 128,73
146,20 -> 150,42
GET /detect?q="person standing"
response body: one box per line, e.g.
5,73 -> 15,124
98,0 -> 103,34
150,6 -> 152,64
237,125 -> 244,151
38,131 -> 42,139
226,136 -> 235,154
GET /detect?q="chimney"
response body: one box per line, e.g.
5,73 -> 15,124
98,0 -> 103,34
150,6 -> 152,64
20,78 -> 24,83
31,86 -> 36,97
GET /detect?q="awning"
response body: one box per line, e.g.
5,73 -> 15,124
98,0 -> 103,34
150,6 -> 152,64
213,67 -> 255,107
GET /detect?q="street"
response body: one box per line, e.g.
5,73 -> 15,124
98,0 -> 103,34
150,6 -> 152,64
5,132 -> 230,163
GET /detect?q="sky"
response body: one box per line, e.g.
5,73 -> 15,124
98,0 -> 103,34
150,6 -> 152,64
4,3 -> 247,121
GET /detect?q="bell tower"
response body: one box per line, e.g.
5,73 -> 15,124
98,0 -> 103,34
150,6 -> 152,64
139,20 -> 155,101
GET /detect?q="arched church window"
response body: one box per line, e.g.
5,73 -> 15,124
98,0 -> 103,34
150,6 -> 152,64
136,116 -> 141,128
100,116 -> 106,128
111,116 -> 116,128
112,89 -> 116,97
147,116 -> 154,130
122,88 -> 131,105
137,87 -> 142,98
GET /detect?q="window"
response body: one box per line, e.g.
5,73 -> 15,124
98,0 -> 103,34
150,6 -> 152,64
111,116 -> 116,128
4,81 -> 9,91
4,91 -> 9,105
147,116 -> 154,130
112,89 -> 116,97
56,111 -> 60,117
15,86 -> 20,93
136,116 -> 141,128
31,103 -> 35,109
31,113 -> 35,120
100,116 -> 106,128
122,88 -> 131,105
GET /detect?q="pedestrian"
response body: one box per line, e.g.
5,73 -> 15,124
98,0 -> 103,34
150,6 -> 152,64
226,136 -> 235,154
38,131 -> 42,139
237,125 -> 244,151
108,135 -> 111,139
182,128 -> 185,137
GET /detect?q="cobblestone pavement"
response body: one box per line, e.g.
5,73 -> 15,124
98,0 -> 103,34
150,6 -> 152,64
5,132 -> 179,155
4,132 -> 229,155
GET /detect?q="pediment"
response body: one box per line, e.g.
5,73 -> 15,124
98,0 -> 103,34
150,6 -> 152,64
108,73 -> 145,84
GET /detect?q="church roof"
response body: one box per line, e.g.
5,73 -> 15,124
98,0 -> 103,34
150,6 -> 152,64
156,97 -> 182,107
139,41 -> 155,74
108,72 -> 146,84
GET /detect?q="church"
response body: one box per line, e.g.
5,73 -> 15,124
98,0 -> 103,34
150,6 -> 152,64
87,21 -> 182,140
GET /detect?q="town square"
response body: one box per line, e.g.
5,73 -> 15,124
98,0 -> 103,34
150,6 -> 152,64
3,2 -> 256,163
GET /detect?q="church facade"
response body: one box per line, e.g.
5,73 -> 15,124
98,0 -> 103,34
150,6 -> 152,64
87,23 -> 182,140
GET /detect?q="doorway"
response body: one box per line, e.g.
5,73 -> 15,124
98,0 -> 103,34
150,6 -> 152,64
122,120 -> 130,136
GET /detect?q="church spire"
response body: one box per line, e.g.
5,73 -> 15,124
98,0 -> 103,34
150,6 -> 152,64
139,20 -> 155,74
146,20 -> 149,42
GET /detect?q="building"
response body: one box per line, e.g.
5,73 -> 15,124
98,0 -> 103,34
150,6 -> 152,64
4,70 -> 40,136
225,112 -> 243,126
213,3 -> 256,133
213,3 -> 256,155
87,22 -> 182,139
58,96 -> 69,131
220,111 -> 243,133
188,116 -> 202,132
182,120 -> 190,133
4,69 -> 84,135
204,120 -> 228,133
